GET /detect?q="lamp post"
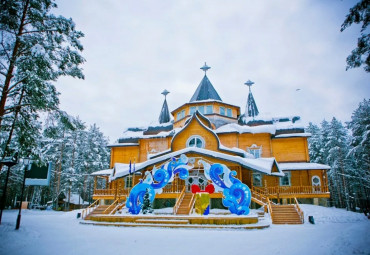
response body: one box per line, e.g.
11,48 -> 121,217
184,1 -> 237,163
15,157 -> 32,230
0,153 -> 18,224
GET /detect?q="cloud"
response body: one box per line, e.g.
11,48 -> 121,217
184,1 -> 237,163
55,0 -> 369,141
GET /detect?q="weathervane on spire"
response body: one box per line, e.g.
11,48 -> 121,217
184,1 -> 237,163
244,80 -> 255,92
161,89 -> 170,99
200,62 -> 211,74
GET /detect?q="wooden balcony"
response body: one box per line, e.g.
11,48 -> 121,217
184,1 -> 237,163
253,185 -> 330,199
93,185 -> 330,200
93,185 -> 187,200
92,189 -> 130,200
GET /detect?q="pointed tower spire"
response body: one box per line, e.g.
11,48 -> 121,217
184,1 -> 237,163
158,89 -> 170,124
190,62 -> 222,102
244,80 -> 259,119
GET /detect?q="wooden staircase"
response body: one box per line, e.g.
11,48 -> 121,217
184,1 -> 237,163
85,205 -> 110,220
175,193 -> 195,215
270,204 -> 303,224
251,188 -> 269,211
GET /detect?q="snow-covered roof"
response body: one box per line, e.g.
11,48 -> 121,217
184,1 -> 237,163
219,144 -> 254,158
279,162 -> 330,171
63,193 -> 88,205
117,124 -> 179,143
274,133 -> 312,138
216,123 -> 277,134
274,120 -> 304,130
90,169 -> 113,176
216,120 -> 305,135
243,114 -> 301,124
107,143 -> 139,147
111,147 -> 284,181
115,110 -> 306,146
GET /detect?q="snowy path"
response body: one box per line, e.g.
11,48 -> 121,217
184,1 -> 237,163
0,205 -> 369,255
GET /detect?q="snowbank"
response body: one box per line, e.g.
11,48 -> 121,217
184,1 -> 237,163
0,206 -> 369,255
300,204 -> 368,223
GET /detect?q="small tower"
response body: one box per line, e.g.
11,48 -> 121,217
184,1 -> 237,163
190,62 -> 222,102
158,89 -> 170,124
244,80 -> 259,119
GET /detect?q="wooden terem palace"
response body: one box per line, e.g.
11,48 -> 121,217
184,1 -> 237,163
87,63 -> 330,224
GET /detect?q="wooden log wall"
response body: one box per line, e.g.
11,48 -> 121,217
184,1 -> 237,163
271,137 -> 309,162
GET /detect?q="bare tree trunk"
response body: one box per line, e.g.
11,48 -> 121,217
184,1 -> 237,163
53,131 -> 65,210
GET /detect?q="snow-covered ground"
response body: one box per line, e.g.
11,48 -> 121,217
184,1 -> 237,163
0,205 -> 369,255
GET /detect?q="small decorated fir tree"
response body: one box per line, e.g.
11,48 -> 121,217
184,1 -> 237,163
142,188 -> 154,214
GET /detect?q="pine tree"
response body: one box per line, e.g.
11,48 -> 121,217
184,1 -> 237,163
347,99 -> 370,213
141,188 -> 153,214
306,122 -> 322,163
326,118 -> 350,209
0,0 -> 85,162
340,0 -> 369,72
77,124 -> 110,202
41,111 -> 77,209
319,119 -> 331,164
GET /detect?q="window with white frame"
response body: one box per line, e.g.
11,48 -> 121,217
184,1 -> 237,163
186,135 -> 205,148
125,176 -> 133,188
247,144 -> 262,158
219,106 -> 225,115
206,105 -> 213,114
280,171 -> 291,186
252,173 -> 262,187
227,108 -> 232,117
190,106 -> 196,115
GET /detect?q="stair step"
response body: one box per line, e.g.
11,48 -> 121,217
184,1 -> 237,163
273,222 -> 303,225
273,213 -> 300,215
273,216 -> 300,218
174,193 -> 194,215
135,219 -> 189,224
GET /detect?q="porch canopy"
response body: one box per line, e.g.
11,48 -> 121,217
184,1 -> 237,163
108,147 -> 284,181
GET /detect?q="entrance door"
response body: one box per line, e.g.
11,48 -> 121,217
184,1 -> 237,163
312,175 -> 321,193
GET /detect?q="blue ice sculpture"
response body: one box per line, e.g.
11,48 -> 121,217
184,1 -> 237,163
199,160 -> 251,215
126,154 -> 193,214
126,182 -> 155,215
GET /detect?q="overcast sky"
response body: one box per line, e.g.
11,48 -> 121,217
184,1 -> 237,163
55,0 -> 369,142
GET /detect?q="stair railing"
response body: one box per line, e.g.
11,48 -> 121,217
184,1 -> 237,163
252,187 -> 268,203
103,198 -> 119,214
173,186 -> 186,214
187,193 -> 196,215
110,198 -> 127,215
81,199 -> 100,219
267,197 -> 274,219
294,197 -> 304,223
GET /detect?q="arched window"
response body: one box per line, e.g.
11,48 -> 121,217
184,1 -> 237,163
186,136 -> 205,148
